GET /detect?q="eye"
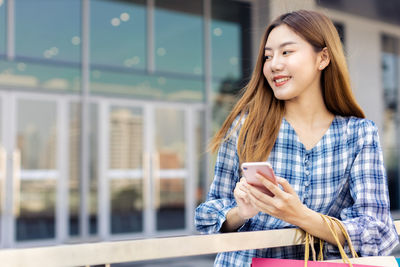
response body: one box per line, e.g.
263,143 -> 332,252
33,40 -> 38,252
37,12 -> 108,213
263,55 -> 272,61
283,50 -> 293,55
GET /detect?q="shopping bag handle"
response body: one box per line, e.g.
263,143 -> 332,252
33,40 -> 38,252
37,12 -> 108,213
304,214 -> 359,267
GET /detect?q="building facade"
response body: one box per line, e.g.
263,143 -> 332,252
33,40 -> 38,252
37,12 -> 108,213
0,0 -> 399,248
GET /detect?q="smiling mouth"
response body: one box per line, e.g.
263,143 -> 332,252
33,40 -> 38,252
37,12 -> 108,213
273,76 -> 291,86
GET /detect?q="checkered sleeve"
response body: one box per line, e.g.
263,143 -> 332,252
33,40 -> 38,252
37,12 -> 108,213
195,117 -> 242,234
328,120 -> 399,256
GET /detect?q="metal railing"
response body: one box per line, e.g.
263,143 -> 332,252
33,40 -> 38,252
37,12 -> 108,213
1,221 -> 400,267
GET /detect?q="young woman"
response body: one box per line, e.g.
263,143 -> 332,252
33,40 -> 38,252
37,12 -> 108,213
195,10 -> 399,266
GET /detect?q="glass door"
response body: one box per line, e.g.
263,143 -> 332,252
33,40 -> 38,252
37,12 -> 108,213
102,101 -> 198,238
0,96 -> 4,247
15,98 -> 59,241
0,93 -> 67,247
154,108 -> 187,231
108,105 -> 145,235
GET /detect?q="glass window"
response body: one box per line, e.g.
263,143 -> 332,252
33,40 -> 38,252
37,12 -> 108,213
109,106 -> 144,234
382,35 -> 400,209
15,0 -> 81,62
89,103 -> 98,235
195,110 -> 207,205
333,22 -> 345,45
0,0 -> 6,56
67,102 -> 99,236
90,70 -> 203,102
155,0 -> 203,75
16,99 -> 57,241
0,60 -> 81,92
211,0 -> 251,132
0,99 -> 3,233
212,80 -> 242,133
90,0 -> 146,70
155,108 -> 186,231
69,102 -> 81,236
90,0 -> 205,102
211,0 -> 251,80
318,0 -> 400,26
7,1 -> 81,92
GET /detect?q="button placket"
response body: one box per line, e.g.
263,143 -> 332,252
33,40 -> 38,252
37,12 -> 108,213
303,152 -> 311,203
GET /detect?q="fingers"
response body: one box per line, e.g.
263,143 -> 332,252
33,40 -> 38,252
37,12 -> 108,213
240,177 -> 249,185
255,173 -> 282,197
277,177 -> 296,194
234,187 -> 246,198
234,178 -> 251,203
246,186 -> 274,213
245,180 -> 273,205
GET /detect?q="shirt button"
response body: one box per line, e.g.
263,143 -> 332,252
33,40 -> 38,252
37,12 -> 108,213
304,181 -> 310,187
305,170 -> 310,176
304,158 -> 309,164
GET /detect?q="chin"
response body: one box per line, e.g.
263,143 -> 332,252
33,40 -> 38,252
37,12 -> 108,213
273,91 -> 293,101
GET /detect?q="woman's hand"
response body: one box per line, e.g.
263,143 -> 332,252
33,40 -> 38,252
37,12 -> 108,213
245,173 -> 308,226
244,174 -> 346,246
233,177 -> 259,220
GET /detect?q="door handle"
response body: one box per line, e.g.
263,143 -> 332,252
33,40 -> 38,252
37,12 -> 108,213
12,150 -> 21,217
153,152 -> 160,210
0,146 -> 6,215
142,152 -> 150,211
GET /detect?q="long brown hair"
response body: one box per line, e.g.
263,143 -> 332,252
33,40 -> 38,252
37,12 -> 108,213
209,10 -> 365,164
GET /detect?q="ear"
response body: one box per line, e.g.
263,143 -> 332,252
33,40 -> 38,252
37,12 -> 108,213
318,47 -> 330,70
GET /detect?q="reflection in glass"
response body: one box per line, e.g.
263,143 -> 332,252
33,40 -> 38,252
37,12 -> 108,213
211,0 -> 251,80
0,99 -> 3,233
91,0 -> 146,69
0,0 -> 5,55
111,179 -> 143,234
0,60 -> 81,92
333,22 -> 345,45
17,180 -> 56,241
317,0 -> 400,27
90,104 -> 98,235
109,107 -> 143,234
90,70 -> 203,101
211,0 -> 251,135
155,0 -> 203,75
155,109 -> 186,231
69,103 -> 81,236
382,35 -> 400,209
15,0 -> 80,62
196,111 -> 206,205
212,80 -> 240,133
16,99 -> 57,240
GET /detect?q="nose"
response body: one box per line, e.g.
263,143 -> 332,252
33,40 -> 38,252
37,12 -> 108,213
269,54 -> 284,72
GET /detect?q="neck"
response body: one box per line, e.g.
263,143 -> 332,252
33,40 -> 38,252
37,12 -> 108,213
284,88 -> 333,128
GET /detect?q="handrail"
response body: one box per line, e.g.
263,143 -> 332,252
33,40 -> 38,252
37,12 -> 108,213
0,228 -> 305,267
0,221 -> 399,267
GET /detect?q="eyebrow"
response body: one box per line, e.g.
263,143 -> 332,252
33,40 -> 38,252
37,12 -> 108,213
264,41 -> 297,51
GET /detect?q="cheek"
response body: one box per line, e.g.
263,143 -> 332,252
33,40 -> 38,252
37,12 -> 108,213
263,64 -> 274,88
263,62 -> 270,80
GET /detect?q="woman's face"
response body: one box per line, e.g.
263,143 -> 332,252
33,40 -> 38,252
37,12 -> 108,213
263,24 -> 324,101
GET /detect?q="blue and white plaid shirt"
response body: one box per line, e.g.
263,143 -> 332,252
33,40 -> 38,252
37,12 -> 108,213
195,115 -> 399,266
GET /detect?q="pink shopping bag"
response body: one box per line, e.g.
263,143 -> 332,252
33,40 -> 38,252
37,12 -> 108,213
252,216 -> 398,267
252,258 -> 380,267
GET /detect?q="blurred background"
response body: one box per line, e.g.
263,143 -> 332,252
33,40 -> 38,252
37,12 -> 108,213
0,0 -> 400,265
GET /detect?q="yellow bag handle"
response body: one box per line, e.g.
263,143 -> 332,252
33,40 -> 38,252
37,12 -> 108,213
304,214 -> 358,267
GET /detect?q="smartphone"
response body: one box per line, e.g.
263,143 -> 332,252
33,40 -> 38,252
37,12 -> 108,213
241,162 -> 277,195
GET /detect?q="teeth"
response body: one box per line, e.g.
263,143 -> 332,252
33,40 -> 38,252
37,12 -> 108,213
275,77 -> 290,83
